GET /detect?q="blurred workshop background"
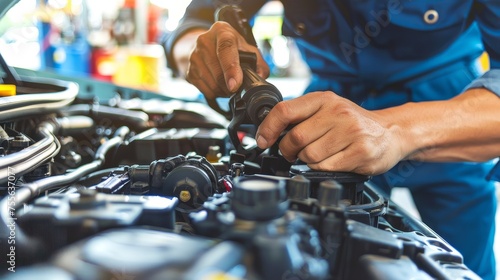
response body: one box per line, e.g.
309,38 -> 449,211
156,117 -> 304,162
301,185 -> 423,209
0,0 -> 311,99
0,0 -> 497,277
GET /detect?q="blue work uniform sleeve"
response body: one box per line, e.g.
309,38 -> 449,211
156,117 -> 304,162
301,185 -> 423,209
464,1 -> 500,97
489,162 -> 500,181
463,2 -> 500,181
464,69 -> 500,97
163,0 -> 267,76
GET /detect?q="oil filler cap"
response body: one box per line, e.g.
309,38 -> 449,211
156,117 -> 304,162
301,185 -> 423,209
231,176 -> 289,221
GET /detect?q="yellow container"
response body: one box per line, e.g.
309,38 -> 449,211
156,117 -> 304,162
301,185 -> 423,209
113,44 -> 165,91
0,84 -> 16,96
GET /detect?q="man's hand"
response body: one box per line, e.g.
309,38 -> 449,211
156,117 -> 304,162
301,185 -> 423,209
175,22 -> 269,99
255,91 -> 406,175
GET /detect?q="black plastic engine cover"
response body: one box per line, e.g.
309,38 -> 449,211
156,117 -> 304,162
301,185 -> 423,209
112,128 -> 229,165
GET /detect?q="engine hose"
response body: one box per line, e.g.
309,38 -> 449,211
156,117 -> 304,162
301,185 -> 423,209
0,77 -> 78,122
0,126 -> 129,265
0,122 -> 60,184
63,104 -> 149,129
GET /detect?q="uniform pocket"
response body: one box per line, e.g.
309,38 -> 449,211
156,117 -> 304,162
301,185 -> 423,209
281,0 -> 333,39
371,0 -> 473,59
389,0 -> 471,30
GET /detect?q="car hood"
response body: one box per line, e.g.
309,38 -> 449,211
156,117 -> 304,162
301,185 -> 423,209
0,0 -> 18,19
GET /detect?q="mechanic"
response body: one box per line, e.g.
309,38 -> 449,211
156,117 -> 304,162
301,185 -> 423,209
164,1 -> 500,279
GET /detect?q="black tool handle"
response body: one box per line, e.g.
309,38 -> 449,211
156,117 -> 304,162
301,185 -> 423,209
207,5 -> 259,119
215,5 -> 257,47
211,5 -> 284,161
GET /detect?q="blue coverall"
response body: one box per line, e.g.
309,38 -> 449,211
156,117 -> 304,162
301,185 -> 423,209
164,1 -> 500,279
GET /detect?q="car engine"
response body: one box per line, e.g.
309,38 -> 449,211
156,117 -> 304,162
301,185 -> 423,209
0,56 -> 482,280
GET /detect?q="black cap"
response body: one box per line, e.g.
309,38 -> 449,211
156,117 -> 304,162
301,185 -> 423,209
231,176 -> 289,221
317,180 -> 343,207
287,175 -> 310,200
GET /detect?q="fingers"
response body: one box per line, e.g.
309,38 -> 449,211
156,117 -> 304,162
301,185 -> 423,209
307,141 -> 392,176
186,26 -> 235,98
185,22 -> 269,99
186,59 -> 230,100
302,110 -> 400,175
278,114 -> 331,162
256,92 -> 331,150
293,103 -> 367,164
256,91 -> 402,175
295,128 -> 350,164
215,29 -> 243,92
172,29 -> 207,80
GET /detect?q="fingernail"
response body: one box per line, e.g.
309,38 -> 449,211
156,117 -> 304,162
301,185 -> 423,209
256,134 -> 267,148
228,78 -> 237,92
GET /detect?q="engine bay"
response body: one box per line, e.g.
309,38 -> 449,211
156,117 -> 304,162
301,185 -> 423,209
0,58 -> 482,280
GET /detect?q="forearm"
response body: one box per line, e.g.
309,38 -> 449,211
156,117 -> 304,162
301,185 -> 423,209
380,88 -> 500,162
163,0 -> 214,76
172,29 -> 207,78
